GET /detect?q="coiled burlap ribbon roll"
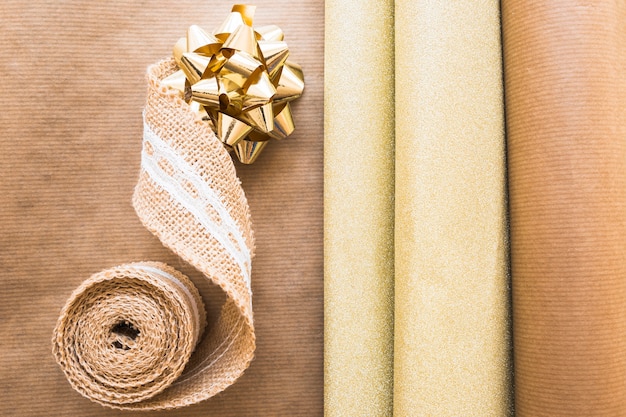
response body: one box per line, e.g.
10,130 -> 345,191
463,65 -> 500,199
52,58 -> 256,410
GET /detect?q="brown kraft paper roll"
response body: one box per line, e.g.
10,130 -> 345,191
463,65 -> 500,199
502,1 -> 626,415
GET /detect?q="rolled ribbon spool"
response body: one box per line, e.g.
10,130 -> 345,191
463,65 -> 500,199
52,263 -> 207,405
52,56 -> 257,410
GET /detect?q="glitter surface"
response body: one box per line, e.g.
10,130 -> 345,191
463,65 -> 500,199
394,1 -> 513,415
324,0 -> 395,415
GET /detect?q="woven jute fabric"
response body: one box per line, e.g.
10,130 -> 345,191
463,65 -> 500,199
1,1 -> 323,414
52,58 -> 256,410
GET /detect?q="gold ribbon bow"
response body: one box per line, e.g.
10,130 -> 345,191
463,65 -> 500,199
162,4 -> 305,164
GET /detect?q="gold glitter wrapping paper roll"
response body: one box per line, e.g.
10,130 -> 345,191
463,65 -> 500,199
502,1 -> 626,415
394,1 -> 512,416
324,0 -> 394,415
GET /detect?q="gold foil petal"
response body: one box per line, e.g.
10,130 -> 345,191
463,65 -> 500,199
284,61 -> 304,81
191,76 -> 220,107
161,69 -> 188,95
206,107 -> 220,126
231,4 -> 256,26
207,52 -> 228,75
247,130 -> 272,142
187,25 -> 222,55
273,61 -> 305,105
213,12 -> 244,42
219,78 -> 244,114
223,24 -> 260,60
217,112 -> 253,147
233,139 -> 268,164
242,102 -> 274,133
270,65 -> 283,85
173,37 -> 187,63
258,40 -> 290,79
243,71 -> 276,110
188,100 -> 211,123
256,25 -> 284,41
269,103 -> 295,140
221,51 -> 263,89
180,52 -> 212,85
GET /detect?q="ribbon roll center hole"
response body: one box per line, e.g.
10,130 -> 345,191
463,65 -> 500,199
110,321 -> 140,350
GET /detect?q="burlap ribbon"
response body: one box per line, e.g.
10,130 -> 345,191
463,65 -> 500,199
52,58 -> 256,410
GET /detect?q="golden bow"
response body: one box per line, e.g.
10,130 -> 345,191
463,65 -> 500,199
162,4 -> 304,164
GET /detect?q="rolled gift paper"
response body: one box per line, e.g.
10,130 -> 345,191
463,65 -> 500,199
394,0 -> 512,415
502,1 -> 626,415
324,0 -> 395,415
52,58 -> 256,410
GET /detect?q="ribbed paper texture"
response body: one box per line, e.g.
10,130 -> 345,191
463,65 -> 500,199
324,0 -> 395,415
0,1 -> 322,415
394,1 -> 512,415
502,1 -> 626,415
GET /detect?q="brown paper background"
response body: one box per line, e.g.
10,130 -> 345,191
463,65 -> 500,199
502,1 -> 626,415
0,1 -> 323,416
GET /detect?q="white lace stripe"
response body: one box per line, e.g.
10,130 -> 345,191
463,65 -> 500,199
172,316 -> 245,385
133,264 -> 202,344
141,121 -> 252,289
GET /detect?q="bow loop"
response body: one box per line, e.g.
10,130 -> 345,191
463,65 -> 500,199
163,4 -> 304,163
